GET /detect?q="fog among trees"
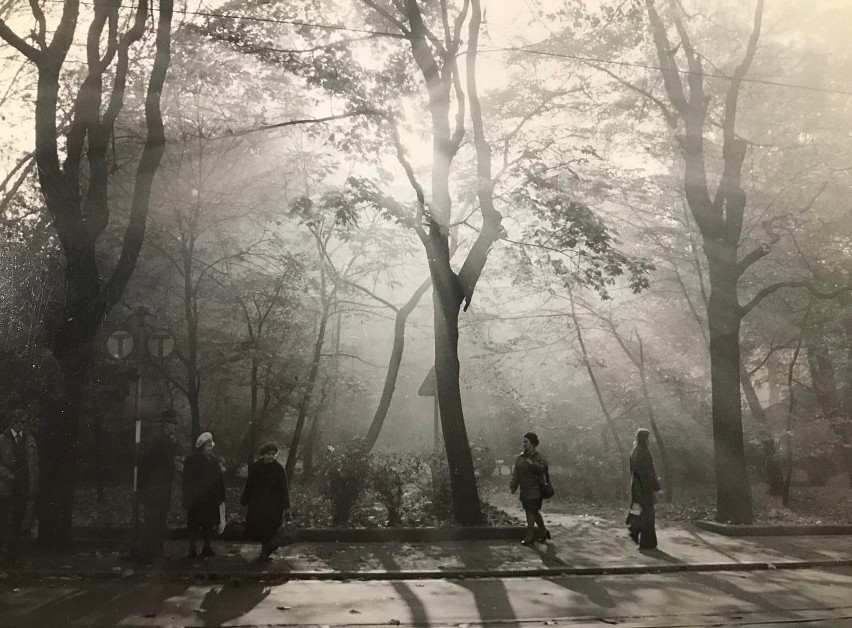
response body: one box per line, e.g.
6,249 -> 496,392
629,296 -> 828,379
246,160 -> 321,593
1,0 -> 850,540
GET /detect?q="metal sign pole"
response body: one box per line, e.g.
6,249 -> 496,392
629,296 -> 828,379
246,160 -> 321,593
131,308 -> 147,552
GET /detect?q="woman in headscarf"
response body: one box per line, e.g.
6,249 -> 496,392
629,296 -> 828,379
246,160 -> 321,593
628,428 -> 662,550
182,432 -> 225,558
509,432 -> 550,546
241,442 -> 290,563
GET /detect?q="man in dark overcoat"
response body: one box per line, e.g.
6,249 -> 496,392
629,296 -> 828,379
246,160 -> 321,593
182,431 -> 225,558
241,442 -> 290,562
0,408 -> 38,566
135,409 -> 178,563
628,428 -> 662,549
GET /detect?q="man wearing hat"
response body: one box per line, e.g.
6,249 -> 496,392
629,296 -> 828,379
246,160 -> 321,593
0,407 -> 38,566
135,409 -> 178,563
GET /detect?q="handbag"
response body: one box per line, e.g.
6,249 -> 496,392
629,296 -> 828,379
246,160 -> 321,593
274,521 -> 298,546
540,472 -> 555,499
625,502 -> 642,526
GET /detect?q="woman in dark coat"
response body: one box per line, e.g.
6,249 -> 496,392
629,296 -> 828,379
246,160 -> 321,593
628,428 -> 662,549
509,432 -> 550,546
182,432 -> 225,558
241,442 -> 290,563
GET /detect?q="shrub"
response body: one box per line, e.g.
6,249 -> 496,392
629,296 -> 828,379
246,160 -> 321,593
317,439 -> 371,525
412,453 -> 453,523
370,454 -> 416,526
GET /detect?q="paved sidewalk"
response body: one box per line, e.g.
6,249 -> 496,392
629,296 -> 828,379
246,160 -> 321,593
3,514 -> 852,581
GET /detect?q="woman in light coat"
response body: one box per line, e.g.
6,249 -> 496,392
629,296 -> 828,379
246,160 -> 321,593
627,428 -> 662,549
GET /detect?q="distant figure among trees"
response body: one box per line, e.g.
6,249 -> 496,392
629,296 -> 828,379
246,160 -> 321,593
627,428 -> 663,550
0,408 -> 38,566
241,442 -> 291,563
182,432 -> 225,558
510,432 -> 551,546
135,409 -> 178,564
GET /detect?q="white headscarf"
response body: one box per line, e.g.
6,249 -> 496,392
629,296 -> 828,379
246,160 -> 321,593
195,432 -> 214,449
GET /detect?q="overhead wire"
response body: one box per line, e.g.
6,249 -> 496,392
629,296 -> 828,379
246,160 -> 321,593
26,0 -> 852,98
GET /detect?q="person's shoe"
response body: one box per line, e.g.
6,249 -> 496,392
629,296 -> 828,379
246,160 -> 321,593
639,545 -> 657,551
200,546 -> 216,558
520,538 -> 535,546
537,530 -> 551,543
629,531 -> 640,544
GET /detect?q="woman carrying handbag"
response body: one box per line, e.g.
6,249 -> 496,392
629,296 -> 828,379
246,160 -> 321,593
626,428 -> 663,550
509,432 -> 551,546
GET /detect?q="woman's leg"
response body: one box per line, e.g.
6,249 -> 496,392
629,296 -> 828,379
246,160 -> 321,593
523,508 -> 536,544
639,504 -> 657,549
201,526 -> 215,556
187,526 -> 198,557
533,510 -> 549,540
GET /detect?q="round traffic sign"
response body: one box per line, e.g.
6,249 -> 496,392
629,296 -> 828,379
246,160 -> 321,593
106,330 -> 134,360
147,329 -> 175,359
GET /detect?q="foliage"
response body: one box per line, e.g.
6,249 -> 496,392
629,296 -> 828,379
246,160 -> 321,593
369,454 -> 417,526
317,439 -> 373,525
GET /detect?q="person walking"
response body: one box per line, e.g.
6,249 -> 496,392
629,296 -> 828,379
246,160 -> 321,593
241,442 -> 290,563
182,432 -> 225,558
0,408 -> 38,566
135,409 -> 178,564
510,432 -> 550,546
627,428 -> 662,550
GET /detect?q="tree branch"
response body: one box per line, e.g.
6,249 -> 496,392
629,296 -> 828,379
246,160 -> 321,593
457,0 -> 503,311
593,63 -> 678,129
358,0 -> 410,35
644,0 -> 688,115
739,281 -> 852,318
0,18 -> 44,65
736,243 -> 771,277
28,0 -> 47,49
102,0 -> 174,312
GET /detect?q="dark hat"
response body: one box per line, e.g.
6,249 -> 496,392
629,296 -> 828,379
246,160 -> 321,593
259,442 -> 279,455
156,409 -> 178,425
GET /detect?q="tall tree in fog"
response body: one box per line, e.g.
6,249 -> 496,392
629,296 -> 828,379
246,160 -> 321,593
638,0 -> 852,521
0,0 -> 174,546
197,0 -> 503,523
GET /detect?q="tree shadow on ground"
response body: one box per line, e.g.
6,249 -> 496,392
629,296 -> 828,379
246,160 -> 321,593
0,581 -> 192,627
195,582 -> 273,626
375,551 -> 431,626
452,540 -> 522,628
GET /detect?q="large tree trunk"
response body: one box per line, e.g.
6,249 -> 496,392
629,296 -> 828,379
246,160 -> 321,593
431,269 -> 481,525
644,0 -> 764,524
706,247 -> 753,523
39,343 -> 91,548
40,248 -> 105,547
